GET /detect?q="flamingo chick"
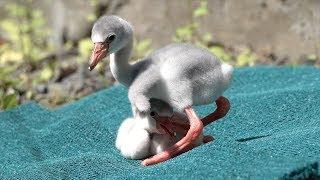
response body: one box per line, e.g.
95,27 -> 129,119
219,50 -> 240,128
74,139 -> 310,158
89,16 -> 233,166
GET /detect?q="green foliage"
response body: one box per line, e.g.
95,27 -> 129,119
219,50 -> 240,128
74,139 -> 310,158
172,0 -> 262,66
173,0 -> 210,44
39,66 -> 54,81
193,0 -> 209,18
136,39 -> 152,53
0,3 -> 53,110
90,0 -> 99,6
132,39 -> 153,60
173,0 -> 235,63
0,3 -> 51,65
307,54 -> 317,61
173,23 -> 199,43
209,46 -> 232,62
78,38 -> 93,60
87,14 -> 97,22
0,66 -> 20,91
236,48 -> 258,66
0,90 -> 18,110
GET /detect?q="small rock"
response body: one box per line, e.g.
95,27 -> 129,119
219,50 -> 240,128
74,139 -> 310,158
36,84 -> 48,94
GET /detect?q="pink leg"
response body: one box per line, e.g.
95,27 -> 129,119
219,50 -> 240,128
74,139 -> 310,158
157,96 -> 230,135
141,107 -> 203,166
201,96 -> 230,126
158,119 -> 213,144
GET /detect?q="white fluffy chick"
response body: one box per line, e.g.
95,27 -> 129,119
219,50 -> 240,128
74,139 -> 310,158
116,99 -> 204,160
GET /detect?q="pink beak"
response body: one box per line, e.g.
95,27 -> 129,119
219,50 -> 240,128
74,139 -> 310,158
89,42 -> 108,71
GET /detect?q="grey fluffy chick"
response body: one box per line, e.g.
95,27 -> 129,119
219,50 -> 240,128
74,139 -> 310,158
89,15 -> 232,166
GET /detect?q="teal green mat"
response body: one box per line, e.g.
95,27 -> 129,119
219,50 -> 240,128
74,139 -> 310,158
1,67 -> 319,179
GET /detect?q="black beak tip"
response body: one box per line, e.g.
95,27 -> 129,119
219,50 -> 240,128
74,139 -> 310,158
88,66 -> 93,71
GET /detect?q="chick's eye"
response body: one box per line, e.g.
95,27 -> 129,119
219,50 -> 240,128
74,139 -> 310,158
150,111 -> 156,118
107,34 -> 116,42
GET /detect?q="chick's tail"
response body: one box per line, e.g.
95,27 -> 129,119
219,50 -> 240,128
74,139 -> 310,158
221,63 -> 233,81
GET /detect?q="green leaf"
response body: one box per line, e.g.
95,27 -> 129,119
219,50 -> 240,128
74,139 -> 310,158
0,20 -> 20,42
26,90 -> 33,100
135,39 -> 152,54
201,33 -> 212,43
78,38 -> 93,59
0,90 -> 3,99
40,66 -> 53,81
236,49 -> 258,66
173,24 -> 198,42
5,4 -> 28,17
176,26 -> 192,38
209,46 -> 232,62
1,3 -> 51,63
90,0 -> 99,6
87,13 -> 97,22
193,1 -> 208,17
2,93 -> 18,110
307,54 -> 317,61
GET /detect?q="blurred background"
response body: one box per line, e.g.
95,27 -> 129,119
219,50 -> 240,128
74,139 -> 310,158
0,0 -> 319,110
